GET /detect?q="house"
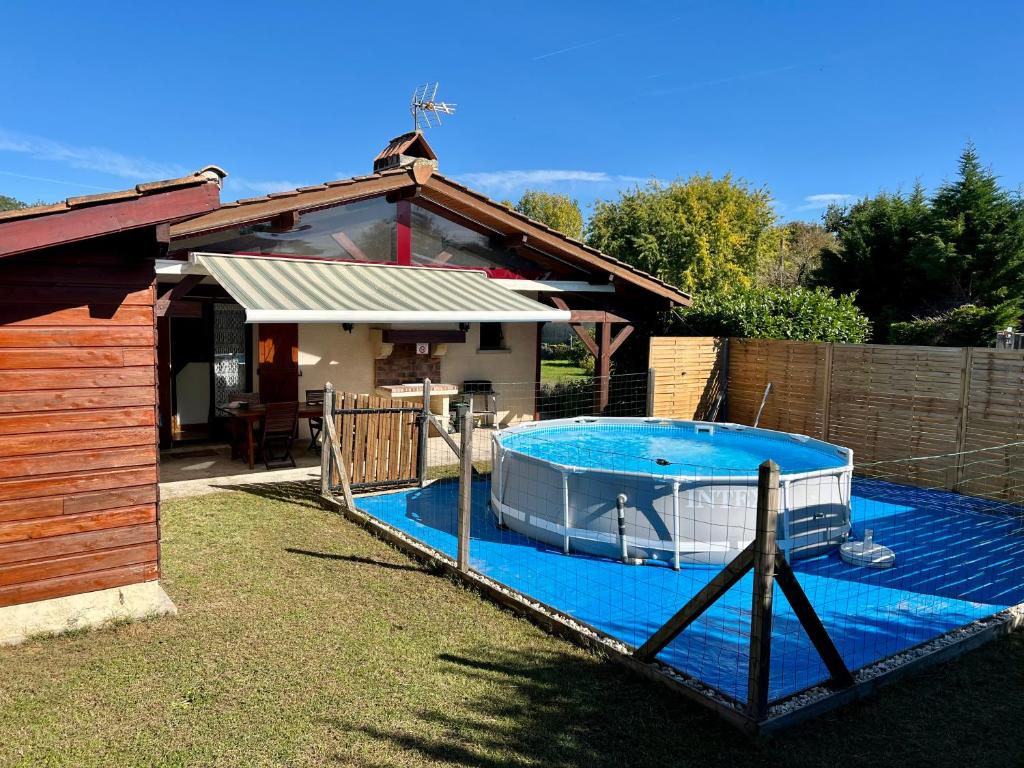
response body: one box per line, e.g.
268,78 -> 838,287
0,171 -> 221,643
0,131 -> 689,643
157,132 -> 690,445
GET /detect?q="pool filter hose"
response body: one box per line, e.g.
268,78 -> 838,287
616,494 -> 629,562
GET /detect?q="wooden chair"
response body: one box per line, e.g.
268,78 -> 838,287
305,389 -> 325,453
260,402 -> 299,470
226,392 -> 260,459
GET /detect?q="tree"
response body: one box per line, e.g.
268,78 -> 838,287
917,143 -> 1024,307
0,195 -> 28,212
757,221 -> 834,289
585,174 -> 781,294
512,190 -> 584,240
674,285 -> 870,344
814,185 -> 937,340
813,144 -> 1024,343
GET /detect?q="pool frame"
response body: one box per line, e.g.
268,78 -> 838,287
491,417 -> 854,566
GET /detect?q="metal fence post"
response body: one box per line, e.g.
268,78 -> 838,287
417,377 -> 431,487
457,402 -> 473,572
747,459 -> 780,722
646,367 -> 656,417
320,381 -> 334,500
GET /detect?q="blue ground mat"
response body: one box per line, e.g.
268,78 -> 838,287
357,477 -> 1024,703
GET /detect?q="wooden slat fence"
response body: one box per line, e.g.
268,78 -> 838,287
648,337 -> 726,420
331,391 -> 420,489
649,337 -> 1024,498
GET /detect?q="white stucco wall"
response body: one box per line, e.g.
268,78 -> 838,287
439,322 -> 538,426
251,321 -> 539,440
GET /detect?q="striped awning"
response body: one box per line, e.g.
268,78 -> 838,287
190,253 -> 572,324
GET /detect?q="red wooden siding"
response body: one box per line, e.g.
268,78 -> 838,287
0,231 -> 162,609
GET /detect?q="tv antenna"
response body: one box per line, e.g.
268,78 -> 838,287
411,83 -> 456,132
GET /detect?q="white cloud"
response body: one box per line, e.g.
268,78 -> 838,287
456,169 -> 652,194
793,193 -> 858,212
0,127 -> 184,181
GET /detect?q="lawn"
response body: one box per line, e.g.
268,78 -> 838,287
540,358 -> 589,383
1,483 -> 1022,767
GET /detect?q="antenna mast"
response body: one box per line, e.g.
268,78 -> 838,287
410,83 -> 456,132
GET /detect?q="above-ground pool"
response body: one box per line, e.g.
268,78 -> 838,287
491,418 -> 853,566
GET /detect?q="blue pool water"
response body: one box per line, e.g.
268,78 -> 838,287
499,422 -> 848,475
357,477 -> 1024,704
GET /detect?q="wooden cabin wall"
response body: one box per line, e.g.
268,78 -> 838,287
0,230 -> 161,609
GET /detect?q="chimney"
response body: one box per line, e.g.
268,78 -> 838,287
373,131 -> 439,174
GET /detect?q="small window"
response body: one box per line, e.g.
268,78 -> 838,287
479,323 -> 506,351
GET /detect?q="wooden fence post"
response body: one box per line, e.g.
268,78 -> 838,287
747,459 -> 780,721
457,402 -> 473,572
417,378 -> 431,487
320,382 -> 334,500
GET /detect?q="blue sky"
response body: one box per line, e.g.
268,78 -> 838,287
1,1 -> 1021,222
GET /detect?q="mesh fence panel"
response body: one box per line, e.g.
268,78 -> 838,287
343,376 -> 1024,720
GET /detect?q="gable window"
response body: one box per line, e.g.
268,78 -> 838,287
479,322 -> 506,351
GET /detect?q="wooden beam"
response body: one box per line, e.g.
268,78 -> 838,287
773,554 -> 854,689
747,460 -> 780,721
396,199 -> 412,266
634,543 -> 756,662
607,324 -> 635,357
0,184 -> 221,259
154,274 -> 204,317
267,210 -> 300,231
596,320 -> 612,412
170,172 -> 413,238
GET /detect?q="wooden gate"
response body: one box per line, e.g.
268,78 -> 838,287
329,390 -> 422,491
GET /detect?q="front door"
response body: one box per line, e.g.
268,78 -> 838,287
258,323 -> 299,403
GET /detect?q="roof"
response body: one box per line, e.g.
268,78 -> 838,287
191,252 -> 572,324
0,168 -> 224,258
373,132 -> 437,164
169,167 -> 691,306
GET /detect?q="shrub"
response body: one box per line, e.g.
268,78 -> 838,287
888,301 -> 1021,347
674,285 -> 871,343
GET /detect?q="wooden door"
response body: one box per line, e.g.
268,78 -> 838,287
258,324 -> 299,403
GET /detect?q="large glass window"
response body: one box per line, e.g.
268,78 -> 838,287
212,304 -> 248,408
410,205 -> 536,272
174,198 -> 397,262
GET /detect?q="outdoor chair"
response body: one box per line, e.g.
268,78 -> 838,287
260,401 -> 299,470
305,388 -> 325,453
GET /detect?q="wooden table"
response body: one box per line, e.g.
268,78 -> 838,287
223,402 -> 323,470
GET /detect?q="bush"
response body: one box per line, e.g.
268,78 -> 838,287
674,285 -> 871,343
888,301 -> 1021,347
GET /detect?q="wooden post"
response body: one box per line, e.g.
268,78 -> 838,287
417,377 -> 431,487
457,402 -> 473,572
320,382 -> 334,500
646,367 -> 656,417
595,321 -> 611,414
747,459 -> 780,721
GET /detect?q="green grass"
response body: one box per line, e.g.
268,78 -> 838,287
541,358 -> 590,383
1,483 -> 1023,767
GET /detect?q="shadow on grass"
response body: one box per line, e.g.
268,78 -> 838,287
285,547 -> 425,572
215,479 -> 324,509
328,637 -> 1024,768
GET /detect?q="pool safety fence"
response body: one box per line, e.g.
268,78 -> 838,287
318,377 -> 1024,735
